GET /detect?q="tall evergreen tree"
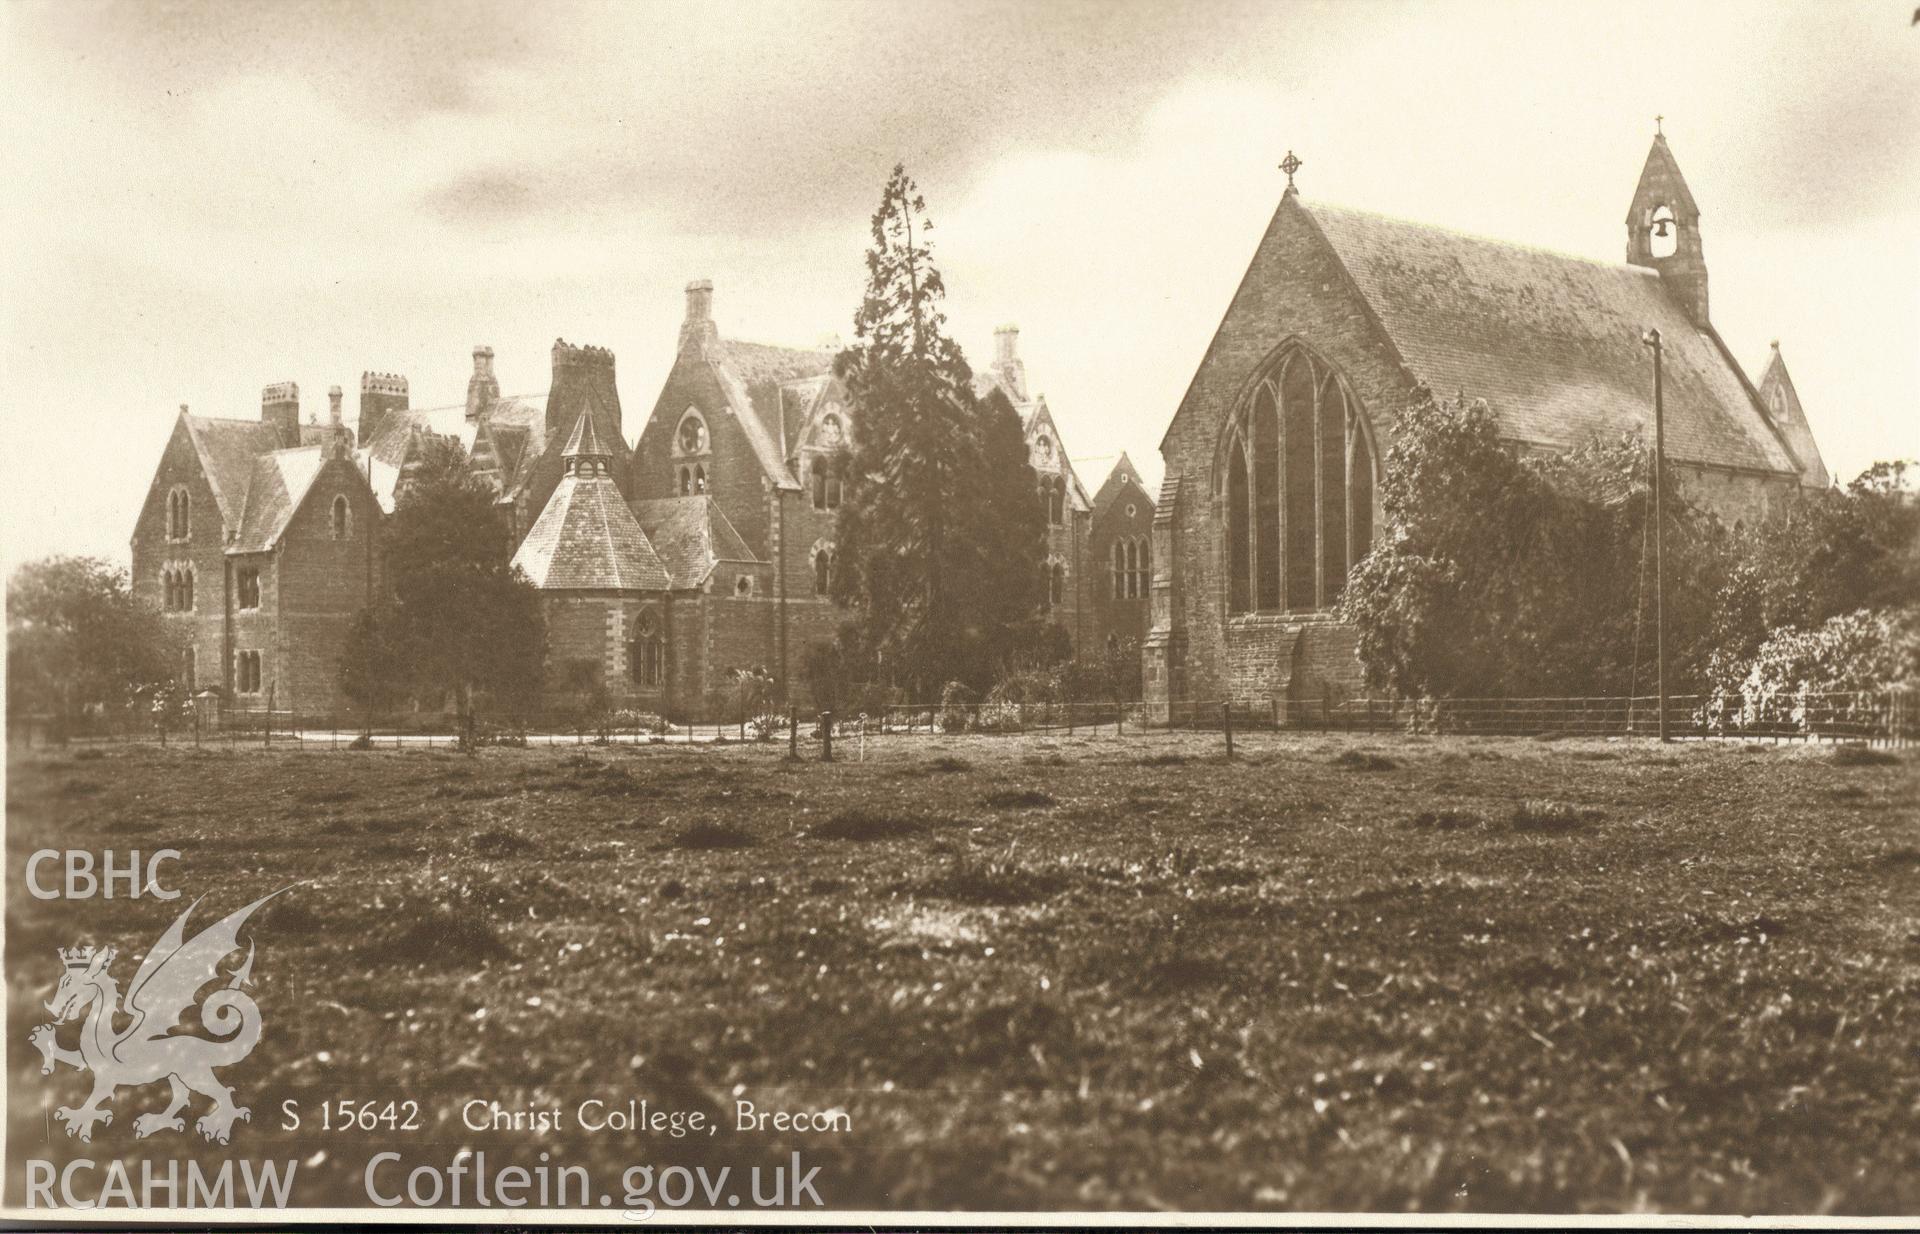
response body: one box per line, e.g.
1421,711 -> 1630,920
832,165 -> 1047,694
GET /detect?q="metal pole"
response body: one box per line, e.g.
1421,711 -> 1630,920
1222,701 -> 1233,759
1643,328 -> 1669,743
821,712 -> 833,763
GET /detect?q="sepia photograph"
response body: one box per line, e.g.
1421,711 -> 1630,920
2,0 -> 1916,1225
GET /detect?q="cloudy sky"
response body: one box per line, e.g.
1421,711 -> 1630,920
3,0 -> 1915,569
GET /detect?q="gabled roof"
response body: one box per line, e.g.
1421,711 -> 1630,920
703,338 -> 833,491
1022,397 -> 1092,513
359,394 -> 547,511
231,446 -> 329,554
1300,200 -> 1799,477
511,466 -> 670,592
630,495 -> 762,590
180,415 -> 282,528
1755,343 -> 1830,490
1091,452 -> 1152,515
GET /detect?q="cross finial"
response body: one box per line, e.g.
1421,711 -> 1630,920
1279,150 -> 1304,191
1655,114 -> 1664,137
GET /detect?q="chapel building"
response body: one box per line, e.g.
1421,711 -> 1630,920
1145,130 -> 1830,716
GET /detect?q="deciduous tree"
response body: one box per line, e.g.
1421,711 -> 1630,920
7,556 -> 178,734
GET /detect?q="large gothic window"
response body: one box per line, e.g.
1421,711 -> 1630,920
1223,345 -> 1377,614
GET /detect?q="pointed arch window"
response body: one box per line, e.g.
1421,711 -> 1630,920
167,487 -> 191,541
812,544 -> 835,597
1046,559 -> 1066,608
629,610 -> 664,687
330,495 -> 352,539
1223,344 -> 1377,614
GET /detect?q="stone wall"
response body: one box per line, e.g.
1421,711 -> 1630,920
1151,197 -> 1407,708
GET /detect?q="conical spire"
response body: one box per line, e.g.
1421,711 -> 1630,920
563,410 -> 611,478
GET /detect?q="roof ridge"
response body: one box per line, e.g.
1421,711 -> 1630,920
1305,198 -> 1656,276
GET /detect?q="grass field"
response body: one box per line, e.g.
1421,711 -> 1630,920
6,732 -> 1917,1214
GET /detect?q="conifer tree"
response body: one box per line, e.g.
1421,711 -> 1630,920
832,165 -> 1048,695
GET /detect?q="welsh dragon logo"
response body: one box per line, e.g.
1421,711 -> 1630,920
29,890 -> 287,1145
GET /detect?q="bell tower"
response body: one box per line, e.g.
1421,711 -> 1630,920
1626,121 -> 1709,327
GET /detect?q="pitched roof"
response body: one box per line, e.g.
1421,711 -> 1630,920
179,416 -> 277,527
511,468 -> 670,592
230,446 -> 330,553
1022,397 -> 1092,513
360,394 -> 547,511
630,495 -> 762,589
1091,452 -> 1152,514
1300,200 -> 1800,477
1755,344 -> 1830,489
563,406 -> 609,457
705,338 -> 835,490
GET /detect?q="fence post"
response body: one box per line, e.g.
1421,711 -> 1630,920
820,712 -> 833,763
1222,701 -> 1234,759
787,707 -> 799,761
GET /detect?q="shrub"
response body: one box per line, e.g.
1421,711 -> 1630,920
973,700 -> 1027,733
613,709 -> 671,735
1706,608 -> 1920,736
939,681 -> 976,733
1331,750 -> 1397,771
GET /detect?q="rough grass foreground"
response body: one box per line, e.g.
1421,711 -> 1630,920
6,734 -> 1917,1215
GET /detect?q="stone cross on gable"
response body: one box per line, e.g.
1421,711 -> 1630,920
1279,150 -> 1303,191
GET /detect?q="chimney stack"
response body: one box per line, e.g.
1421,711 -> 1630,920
466,344 -> 500,421
679,279 -> 717,357
991,324 -> 1028,403
261,381 -> 300,449
358,372 -> 410,447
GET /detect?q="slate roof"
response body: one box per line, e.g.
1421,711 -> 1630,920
181,415 -> 283,527
360,394 -> 548,511
231,447 -> 328,553
1300,201 -> 1801,477
705,338 -> 834,490
511,465 -> 670,592
630,495 -> 762,590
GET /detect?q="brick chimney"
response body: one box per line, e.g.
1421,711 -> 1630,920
992,324 -> 1028,403
679,279 -> 718,358
466,345 -> 499,421
261,381 -> 300,449
358,372 -> 409,447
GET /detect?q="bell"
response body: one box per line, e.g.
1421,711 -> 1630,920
1652,218 -> 1672,238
